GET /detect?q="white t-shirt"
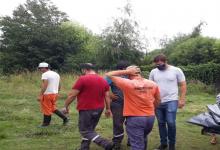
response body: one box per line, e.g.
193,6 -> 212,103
41,70 -> 60,94
149,65 -> 185,103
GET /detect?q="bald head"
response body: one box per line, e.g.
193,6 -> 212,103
126,65 -> 141,75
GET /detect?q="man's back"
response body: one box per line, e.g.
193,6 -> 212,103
73,74 -> 109,110
112,77 -> 159,116
42,70 -> 60,94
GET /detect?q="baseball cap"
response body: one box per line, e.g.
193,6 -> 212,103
38,62 -> 49,68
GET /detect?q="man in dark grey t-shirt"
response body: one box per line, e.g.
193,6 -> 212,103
149,54 -> 187,150
105,61 -> 130,149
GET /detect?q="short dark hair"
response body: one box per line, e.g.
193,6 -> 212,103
79,63 -> 95,70
116,60 -> 129,70
153,54 -> 167,63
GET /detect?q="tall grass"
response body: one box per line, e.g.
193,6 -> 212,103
0,72 -> 220,150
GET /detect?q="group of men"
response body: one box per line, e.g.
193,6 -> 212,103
37,54 -> 187,150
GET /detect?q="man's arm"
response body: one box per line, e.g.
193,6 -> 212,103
37,79 -> 48,101
64,89 -> 80,113
110,92 -> 118,100
105,70 -> 130,79
104,91 -> 112,118
149,70 -> 154,81
178,81 -> 187,108
58,82 -> 61,91
154,87 -> 161,108
105,67 -> 139,79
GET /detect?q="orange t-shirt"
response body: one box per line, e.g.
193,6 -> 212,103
112,77 -> 160,116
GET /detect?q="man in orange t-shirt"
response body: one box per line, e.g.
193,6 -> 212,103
106,65 -> 160,150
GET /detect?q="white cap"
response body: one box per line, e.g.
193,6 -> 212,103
38,62 -> 49,68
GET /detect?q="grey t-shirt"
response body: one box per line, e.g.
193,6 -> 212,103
149,65 -> 185,103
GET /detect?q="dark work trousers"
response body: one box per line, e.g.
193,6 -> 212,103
126,116 -> 155,150
111,103 -> 125,144
78,108 -> 112,150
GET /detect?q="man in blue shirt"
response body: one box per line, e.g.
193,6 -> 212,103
105,61 -> 130,149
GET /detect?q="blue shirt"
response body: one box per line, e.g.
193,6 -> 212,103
105,76 -> 127,105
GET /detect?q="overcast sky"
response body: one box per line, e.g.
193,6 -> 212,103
0,0 -> 220,50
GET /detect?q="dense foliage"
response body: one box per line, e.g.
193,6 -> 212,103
143,23 -> 220,67
96,3 -> 146,69
0,0 -> 70,72
0,0 -> 147,73
1,0 -> 220,88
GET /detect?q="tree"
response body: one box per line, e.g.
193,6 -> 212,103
60,22 -> 101,72
0,0 -> 70,73
190,21 -> 207,38
143,22 -> 216,66
97,2 -> 147,68
168,37 -> 216,65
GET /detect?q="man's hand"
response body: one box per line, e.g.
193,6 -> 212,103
126,66 -> 141,75
105,109 -> 112,118
178,98 -> 185,108
110,93 -> 118,100
61,107 -> 69,114
37,95 -> 42,101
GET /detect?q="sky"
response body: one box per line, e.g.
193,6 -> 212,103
0,0 -> 220,50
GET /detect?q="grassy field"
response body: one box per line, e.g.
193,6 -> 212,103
0,72 -> 220,150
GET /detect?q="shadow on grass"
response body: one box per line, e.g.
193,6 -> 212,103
24,124 -> 77,138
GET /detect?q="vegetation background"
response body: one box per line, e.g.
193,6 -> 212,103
0,73 -> 219,150
1,0 -> 220,149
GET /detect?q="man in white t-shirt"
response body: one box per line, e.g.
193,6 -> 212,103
149,54 -> 187,150
38,62 -> 68,127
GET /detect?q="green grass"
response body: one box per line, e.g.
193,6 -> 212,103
0,73 -> 220,150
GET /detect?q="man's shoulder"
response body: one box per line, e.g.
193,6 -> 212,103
169,65 -> 180,70
144,79 -> 157,86
150,68 -> 158,74
81,74 -> 102,79
80,74 -> 106,82
169,65 -> 183,73
43,70 -> 60,78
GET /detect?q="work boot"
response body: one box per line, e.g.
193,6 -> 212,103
113,143 -> 121,150
154,144 -> 168,150
38,115 -> 51,127
53,109 -> 69,125
169,144 -> 175,150
63,117 -> 69,126
93,136 -> 113,149
105,142 -> 114,150
127,140 -> 131,147
80,139 -> 91,150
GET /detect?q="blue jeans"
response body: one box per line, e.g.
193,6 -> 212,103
126,116 -> 155,150
156,101 -> 178,145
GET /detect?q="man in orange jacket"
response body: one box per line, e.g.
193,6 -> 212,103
106,65 -> 160,150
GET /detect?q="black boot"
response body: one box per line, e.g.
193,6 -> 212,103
113,142 -> 121,150
169,144 -> 175,150
93,136 -> 113,150
80,139 -> 91,150
53,109 -> 69,125
155,144 -> 168,150
39,115 -> 51,127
